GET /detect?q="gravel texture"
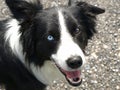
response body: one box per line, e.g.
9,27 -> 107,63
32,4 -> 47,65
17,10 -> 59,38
0,0 -> 120,90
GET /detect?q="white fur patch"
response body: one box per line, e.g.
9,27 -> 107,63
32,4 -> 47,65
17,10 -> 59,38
5,19 -> 25,62
30,61 -> 64,85
52,10 -> 85,70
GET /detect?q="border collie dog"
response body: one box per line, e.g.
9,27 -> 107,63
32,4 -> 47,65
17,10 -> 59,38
0,0 -> 105,90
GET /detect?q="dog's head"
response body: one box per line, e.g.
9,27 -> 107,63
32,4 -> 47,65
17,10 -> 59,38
6,0 -> 105,86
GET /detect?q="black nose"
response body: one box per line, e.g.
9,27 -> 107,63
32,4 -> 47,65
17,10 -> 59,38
66,56 -> 83,69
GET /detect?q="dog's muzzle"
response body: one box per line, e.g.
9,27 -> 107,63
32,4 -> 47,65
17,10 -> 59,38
52,55 -> 83,86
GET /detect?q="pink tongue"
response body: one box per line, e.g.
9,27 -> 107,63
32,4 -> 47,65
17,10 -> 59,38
63,70 -> 80,79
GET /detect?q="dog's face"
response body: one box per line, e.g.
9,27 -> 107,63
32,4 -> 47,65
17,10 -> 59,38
33,8 -> 87,86
34,7 -> 87,64
6,0 -> 105,86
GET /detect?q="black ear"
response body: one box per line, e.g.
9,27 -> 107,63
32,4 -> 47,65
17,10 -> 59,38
76,2 -> 105,16
69,1 -> 105,16
5,0 -> 43,20
68,0 -> 77,6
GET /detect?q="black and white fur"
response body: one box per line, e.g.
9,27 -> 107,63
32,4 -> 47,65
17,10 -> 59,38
0,0 -> 105,90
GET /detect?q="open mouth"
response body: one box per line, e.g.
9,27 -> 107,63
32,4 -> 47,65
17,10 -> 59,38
59,67 -> 82,86
54,63 -> 82,86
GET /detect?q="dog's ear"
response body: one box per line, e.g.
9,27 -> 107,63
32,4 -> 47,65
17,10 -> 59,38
69,1 -> 105,16
5,0 -> 43,20
68,0 -> 78,6
76,2 -> 105,16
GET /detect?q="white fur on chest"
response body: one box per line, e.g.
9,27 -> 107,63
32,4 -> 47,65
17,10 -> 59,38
5,19 -> 25,62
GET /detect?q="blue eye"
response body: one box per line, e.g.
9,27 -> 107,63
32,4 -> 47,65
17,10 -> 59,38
47,35 -> 54,41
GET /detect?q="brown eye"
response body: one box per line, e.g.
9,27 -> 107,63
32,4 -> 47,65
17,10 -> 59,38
75,28 -> 81,34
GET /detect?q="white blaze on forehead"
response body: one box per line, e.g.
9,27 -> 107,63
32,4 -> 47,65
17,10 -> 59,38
52,10 -> 85,70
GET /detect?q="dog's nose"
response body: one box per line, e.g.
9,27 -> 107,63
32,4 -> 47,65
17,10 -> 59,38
66,56 -> 83,69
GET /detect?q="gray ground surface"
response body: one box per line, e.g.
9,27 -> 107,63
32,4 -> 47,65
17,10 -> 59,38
0,0 -> 120,90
